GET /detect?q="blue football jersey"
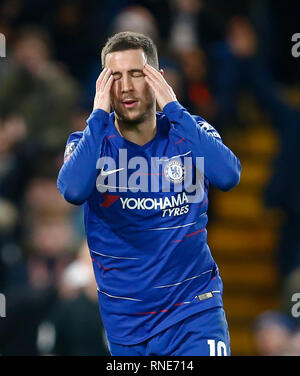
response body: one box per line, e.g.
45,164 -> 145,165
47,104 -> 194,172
57,101 -> 241,345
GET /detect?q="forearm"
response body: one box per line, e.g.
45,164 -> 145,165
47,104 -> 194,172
163,101 -> 241,191
57,109 -> 109,205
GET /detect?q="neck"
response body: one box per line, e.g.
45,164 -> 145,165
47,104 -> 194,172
114,108 -> 157,146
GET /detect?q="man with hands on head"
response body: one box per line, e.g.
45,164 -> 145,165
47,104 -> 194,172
57,31 -> 241,356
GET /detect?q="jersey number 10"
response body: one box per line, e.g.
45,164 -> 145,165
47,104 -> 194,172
207,340 -> 228,356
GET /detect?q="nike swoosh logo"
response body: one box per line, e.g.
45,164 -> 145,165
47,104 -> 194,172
100,168 -> 124,176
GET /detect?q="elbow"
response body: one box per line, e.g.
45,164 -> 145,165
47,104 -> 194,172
221,171 -> 240,192
57,178 -> 86,206
63,190 -> 86,206
220,159 -> 241,192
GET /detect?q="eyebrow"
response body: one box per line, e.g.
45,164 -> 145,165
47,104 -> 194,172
112,69 -> 144,75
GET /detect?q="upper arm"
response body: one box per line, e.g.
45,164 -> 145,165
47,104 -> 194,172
163,102 -> 241,191
193,116 -> 241,191
193,116 -> 222,142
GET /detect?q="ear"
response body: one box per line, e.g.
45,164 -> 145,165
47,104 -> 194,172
159,68 -> 164,76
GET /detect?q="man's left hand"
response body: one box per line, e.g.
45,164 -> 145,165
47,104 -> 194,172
143,64 -> 177,110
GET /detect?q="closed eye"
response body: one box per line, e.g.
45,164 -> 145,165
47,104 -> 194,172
111,70 -> 144,81
112,73 -> 122,81
130,70 -> 144,78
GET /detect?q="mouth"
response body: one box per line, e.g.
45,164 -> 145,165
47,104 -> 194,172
122,99 -> 139,109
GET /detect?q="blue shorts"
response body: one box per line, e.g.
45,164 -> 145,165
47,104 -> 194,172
108,307 -> 230,356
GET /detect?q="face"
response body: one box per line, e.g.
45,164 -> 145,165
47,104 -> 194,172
105,49 -> 156,124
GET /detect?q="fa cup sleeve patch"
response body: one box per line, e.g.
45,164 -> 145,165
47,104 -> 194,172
64,142 -> 76,161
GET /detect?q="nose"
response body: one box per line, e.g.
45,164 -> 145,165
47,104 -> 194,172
121,74 -> 133,93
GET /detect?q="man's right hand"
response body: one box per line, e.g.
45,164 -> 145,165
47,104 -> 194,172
93,68 -> 114,112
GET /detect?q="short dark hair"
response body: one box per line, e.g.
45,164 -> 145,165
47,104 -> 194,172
101,31 -> 159,69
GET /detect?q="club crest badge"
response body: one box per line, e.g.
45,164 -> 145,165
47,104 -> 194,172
164,160 -> 186,184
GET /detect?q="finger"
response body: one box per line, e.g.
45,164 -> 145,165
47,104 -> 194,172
143,65 -> 166,87
144,73 -> 155,84
143,64 -> 156,77
99,67 -> 108,79
144,75 -> 157,93
100,68 -> 111,92
96,68 -> 111,92
145,65 -> 166,83
144,64 -> 162,79
96,68 -> 108,90
143,68 -> 158,85
104,74 -> 114,92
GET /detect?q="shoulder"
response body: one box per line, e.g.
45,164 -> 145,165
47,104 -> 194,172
192,115 -> 222,141
66,131 -> 84,144
63,131 -> 83,159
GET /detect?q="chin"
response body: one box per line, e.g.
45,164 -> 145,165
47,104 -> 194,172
116,109 -> 147,125
114,101 -> 155,125
123,114 -> 146,125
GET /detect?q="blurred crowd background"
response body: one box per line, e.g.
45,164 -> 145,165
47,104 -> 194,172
0,0 -> 299,356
